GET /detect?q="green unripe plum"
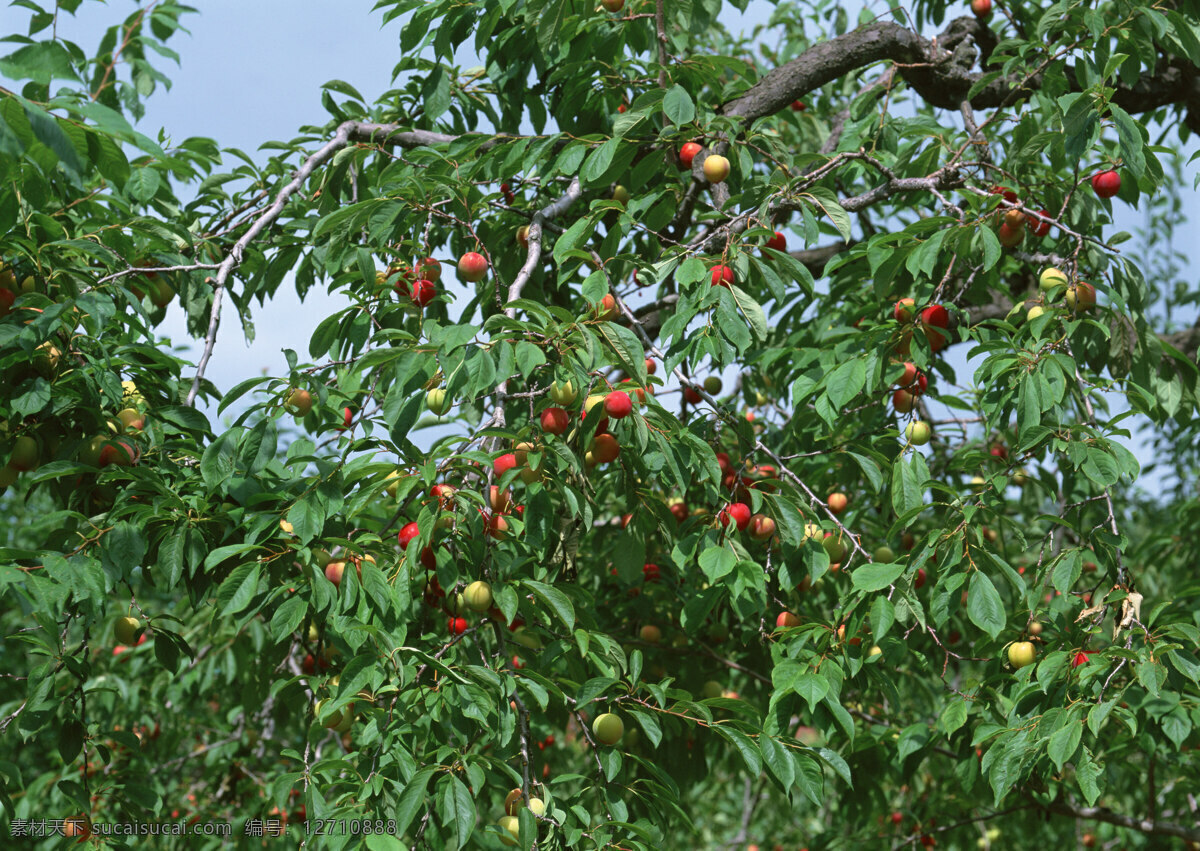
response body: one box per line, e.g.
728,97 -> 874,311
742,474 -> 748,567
549,381 -> 577,406
873,546 -> 896,563
511,627 -> 543,650
905,421 -> 932,445
1039,267 -> 1068,293
114,616 -> 143,645
462,580 -> 492,612
503,788 -> 547,817
426,388 -> 452,416
1008,641 -> 1036,669
315,699 -> 354,731
79,435 -> 107,467
497,816 -> 520,846
822,534 -> 846,562
592,712 -> 624,745
8,435 -> 39,471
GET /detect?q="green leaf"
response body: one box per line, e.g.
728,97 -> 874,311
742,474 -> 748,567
101,521 -> 146,578
851,562 -> 904,592
1076,746 -> 1104,805
1108,104 -> 1145,179
891,454 -> 926,517
713,726 -> 761,775
966,572 -> 1005,639
11,378 -> 52,417
1088,699 -> 1116,737
321,79 -> 366,102
58,719 -> 84,763
438,773 -> 475,849
270,596 -> 308,643
552,215 -> 595,265
288,492 -> 326,544
1161,708 -> 1191,750
792,751 -> 824,805
814,746 -> 853,787
1051,550 -> 1081,594
0,42 -> 80,84
595,321 -> 647,384
791,672 -> 829,711
574,676 -> 619,712
1061,93 -> 1099,163
514,341 -> 547,378
847,451 -> 884,492
1136,658 -> 1165,697
126,167 -> 161,202
730,286 -> 769,342
896,723 -> 930,762
662,85 -> 695,125
217,562 -> 260,617
23,103 -> 82,175
1046,718 -> 1082,772
698,545 -> 736,582
523,579 -> 575,631
581,137 -> 619,185
938,699 -> 968,735
1080,446 -> 1120,487
158,529 -> 187,589
421,65 -> 451,121
758,734 -> 794,790
978,225 -> 1001,271
802,186 -> 852,240
826,358 -> 866,410
627,708 -> 662,747
871,596 -> 895,643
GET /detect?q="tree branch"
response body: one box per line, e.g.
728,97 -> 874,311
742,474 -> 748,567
1041,799 -> 1200,842
507,177 -> 582,318
721,18 -> 1200,127
186,120 -> 448,406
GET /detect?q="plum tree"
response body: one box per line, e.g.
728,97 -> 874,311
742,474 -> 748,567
0,1 -> 1197,849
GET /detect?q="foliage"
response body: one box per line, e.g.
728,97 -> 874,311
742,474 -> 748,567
1,0 -> 1199,848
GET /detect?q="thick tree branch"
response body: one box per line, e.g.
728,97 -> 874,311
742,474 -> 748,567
721,18 -> 1200,127
721,21 -> 930,120
1041,799 -> 1200,842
